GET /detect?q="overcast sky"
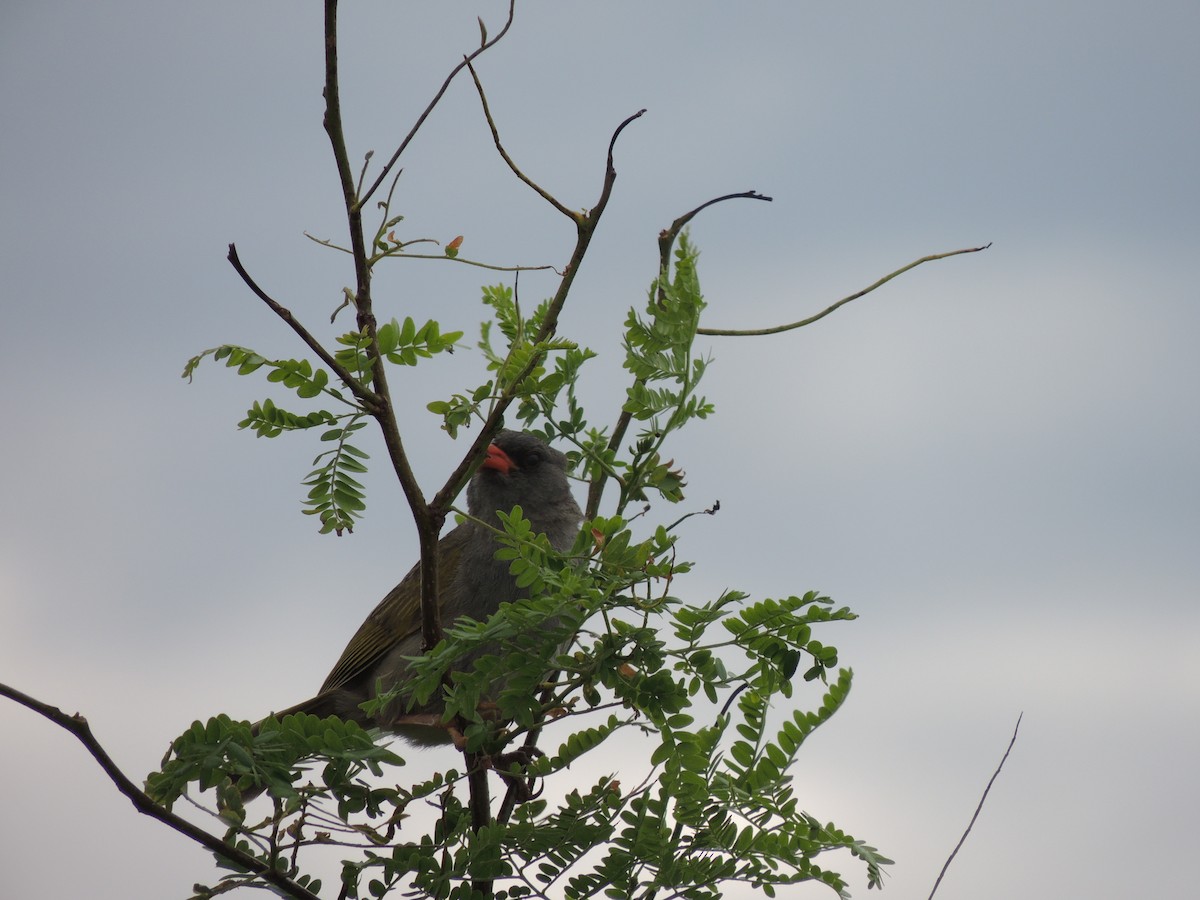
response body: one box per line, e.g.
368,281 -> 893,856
2,2 -> 1198,898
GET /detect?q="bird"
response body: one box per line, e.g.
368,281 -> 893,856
259,429 -> 582,746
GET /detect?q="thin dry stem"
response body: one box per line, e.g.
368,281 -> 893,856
928,713 -> 1022,899
698,243 -> 993,336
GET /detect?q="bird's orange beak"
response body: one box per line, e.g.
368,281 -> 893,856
481,443 -> 515,474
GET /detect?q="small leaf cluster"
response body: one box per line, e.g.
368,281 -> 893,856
428,284 -> 584,437
183,345 -> 344,403
186,311 -> 460,533
622,234 -> 713,431
378,317 -> 462,366
330,318 -> 460,382
146,712 -> 401,815
303,416 -> 370,534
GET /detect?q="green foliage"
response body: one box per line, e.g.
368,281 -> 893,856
238,398 -> 337,438
303,416 -> 370,535
427,284 -> 586,438
171,231 -> 886,898
377,317 -> 463,367
622,234 -> 713,431
183,320 -> 456,533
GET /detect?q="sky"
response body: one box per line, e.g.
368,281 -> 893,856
1,1 -> 1198,898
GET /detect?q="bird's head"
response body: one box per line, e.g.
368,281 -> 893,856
466,431 -> 581,543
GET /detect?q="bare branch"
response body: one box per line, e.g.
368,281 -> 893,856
928,713 -> 1022,900
360,0 -> 518,207
225,243 -> 381,411
465,57 -> 579,221
698,243 -> 992,336
0,682 -> 320,900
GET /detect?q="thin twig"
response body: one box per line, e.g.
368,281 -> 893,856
928,712 -> 1022,900
595,109 -> 647,223
663,499 -> 720,534
371,250 -> 560,274
225,244 -> 381,412
360,0 -> 517,207
698,243 -> 992,336
0,682 -> 320,900
465,57 -> 579,221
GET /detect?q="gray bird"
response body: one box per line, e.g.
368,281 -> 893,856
262,430 -> 582,745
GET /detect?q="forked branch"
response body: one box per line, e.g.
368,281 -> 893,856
360,0 -> 518,208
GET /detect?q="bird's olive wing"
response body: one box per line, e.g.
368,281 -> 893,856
317,525 -> 471,694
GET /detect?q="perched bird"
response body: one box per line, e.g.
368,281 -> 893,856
262,430 -> 582,745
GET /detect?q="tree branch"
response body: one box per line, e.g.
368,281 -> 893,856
465,751 -> 494,896
225,243 -> 381,412
374,251 -> 561,275
928,712 -> 1022,900
0,682 -> 320,900
697,243 -> 992,337
321,0 -> 443,650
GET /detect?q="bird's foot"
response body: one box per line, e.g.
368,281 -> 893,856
491,746 -> 545,802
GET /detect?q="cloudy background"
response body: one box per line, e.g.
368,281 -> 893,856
2,1 -> 1197,897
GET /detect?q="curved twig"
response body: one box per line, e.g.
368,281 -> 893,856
465,57 -> 579,221
698,243 -> 992,336
593,108 -> 647,225
0,682 -> 320,900
658,190 -> 773,274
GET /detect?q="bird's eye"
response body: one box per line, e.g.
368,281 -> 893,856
525,450 -> 543,466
